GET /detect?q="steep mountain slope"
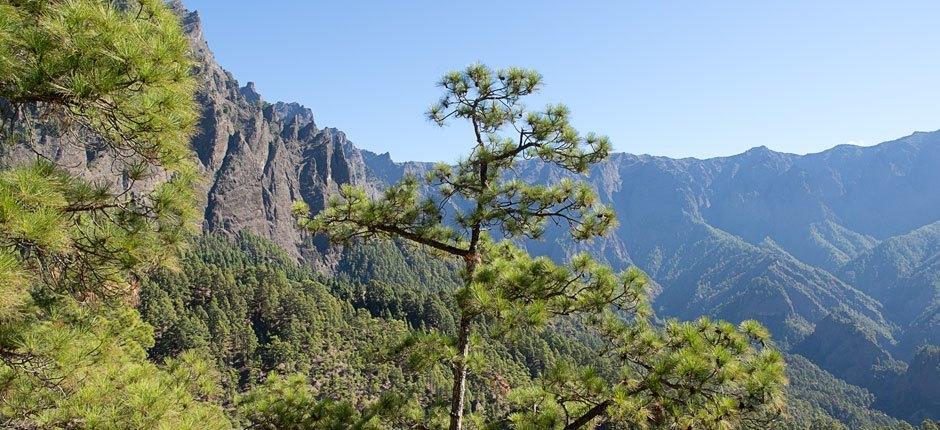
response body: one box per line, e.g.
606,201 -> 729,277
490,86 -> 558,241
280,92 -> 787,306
784,353 -> 909,429
646,223 -> 889,346
563,132 -> 940,272
510,149 -> 912,347
701,136 -> 940,270
520,135 -> 940,275
173,3 -> 379,262
794,311 -> 905,390
840,221 -> 940,357
879,346 -> 940,423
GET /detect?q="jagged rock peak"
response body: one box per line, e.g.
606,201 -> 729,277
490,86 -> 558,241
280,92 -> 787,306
240,82 -> 262,103
169,1 -> 201,38
157,1 -> 377,264
166,0 -> 188,15
272,102 -> 316,130
745,145 -> 774,154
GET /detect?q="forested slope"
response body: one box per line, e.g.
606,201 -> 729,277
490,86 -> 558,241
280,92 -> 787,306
141,233 -> 925,429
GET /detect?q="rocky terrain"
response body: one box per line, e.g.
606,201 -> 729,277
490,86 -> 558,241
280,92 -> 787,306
175,3 -> 380,264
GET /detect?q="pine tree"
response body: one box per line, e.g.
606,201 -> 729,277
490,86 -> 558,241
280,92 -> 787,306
297,64 -> 636,430
0,0 -> 227,427
297,64 -> 788,429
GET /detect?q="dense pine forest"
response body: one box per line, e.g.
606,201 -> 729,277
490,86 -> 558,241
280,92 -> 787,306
0,1 -> 937,429
141,233 -> 935,429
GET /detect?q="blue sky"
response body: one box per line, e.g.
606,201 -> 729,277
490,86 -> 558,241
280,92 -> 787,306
184,0 -> 940,163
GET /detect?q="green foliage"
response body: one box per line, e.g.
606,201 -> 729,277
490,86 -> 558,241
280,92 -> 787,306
782,354 -> 910,429
0,0 -> 221,427
504,317 -> 787,429
294,64 -> 626,430
138,233 -> 626,428
0,0 -> 200,302
0,0 -> 201,295
141,232 -> 897,430
0,299 -> 227,428
296,64 -> 615,256
236,373 -> 361,429
466,241 -> 651,336
337,239 -> 463,293
0,0 -> 197,169
236,373 -> 423,430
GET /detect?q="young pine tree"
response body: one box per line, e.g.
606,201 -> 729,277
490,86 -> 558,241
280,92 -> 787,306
296,64 -> 627,430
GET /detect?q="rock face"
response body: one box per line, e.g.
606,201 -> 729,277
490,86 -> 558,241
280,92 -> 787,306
172,4 -> 378,261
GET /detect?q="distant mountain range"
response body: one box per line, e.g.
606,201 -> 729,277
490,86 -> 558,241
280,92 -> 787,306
12,2 -> 936,424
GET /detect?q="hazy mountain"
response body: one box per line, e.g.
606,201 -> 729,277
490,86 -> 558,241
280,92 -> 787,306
840,221 -> 940,358
508,136 -> 940,350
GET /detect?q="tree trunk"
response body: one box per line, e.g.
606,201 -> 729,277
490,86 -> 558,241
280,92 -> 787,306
564,400 -> 612,430
448,313 -> 472,430
449,253 -> 481,430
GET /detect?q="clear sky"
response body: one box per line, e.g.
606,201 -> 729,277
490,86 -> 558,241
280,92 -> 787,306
183,0 -> 940,163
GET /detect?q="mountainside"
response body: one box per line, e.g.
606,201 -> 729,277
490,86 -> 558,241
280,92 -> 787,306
173,3 -> 383,264
503,137 -> 939,348
840,221 -> 940,357
511,132 -> 940,423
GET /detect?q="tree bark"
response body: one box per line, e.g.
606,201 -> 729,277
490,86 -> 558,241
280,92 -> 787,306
448,313 -> 472,430
564,400 -> 612,430
451,133 -> 485,430
449,253 -> 481,430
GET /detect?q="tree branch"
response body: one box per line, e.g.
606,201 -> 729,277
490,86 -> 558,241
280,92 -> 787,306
375,224 -> 469,257
564,400 -> 611,430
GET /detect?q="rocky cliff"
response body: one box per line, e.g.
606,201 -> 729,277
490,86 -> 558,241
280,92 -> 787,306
172,3 -> 379,262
